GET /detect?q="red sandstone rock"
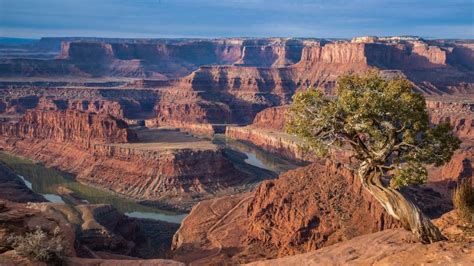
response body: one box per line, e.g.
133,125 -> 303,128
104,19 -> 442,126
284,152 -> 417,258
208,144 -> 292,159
428,100 -> 474,138
0,109 -> 137,148
37,97 -> 125,119
251,105 -> 289,131
171,161 -> 404,264
2,38 -> 474,125
247,161 -> 400,256
0,110 -> 249,210
225,126 -> 306,161
246,228 -> 473,266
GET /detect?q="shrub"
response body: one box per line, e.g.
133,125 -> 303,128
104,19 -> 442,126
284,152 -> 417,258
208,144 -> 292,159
7,227 -> 65,263
453,177 -> 474,224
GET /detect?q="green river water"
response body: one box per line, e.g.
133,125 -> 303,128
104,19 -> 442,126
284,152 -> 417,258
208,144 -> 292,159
0,135 -> 303,224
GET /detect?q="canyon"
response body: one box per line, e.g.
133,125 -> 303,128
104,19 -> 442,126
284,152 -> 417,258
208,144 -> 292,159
0,36 -> 473,265
0,108 -> 256,211
1,37 -> 473,126
0,165 -> 181,263
170,160 -> 465,264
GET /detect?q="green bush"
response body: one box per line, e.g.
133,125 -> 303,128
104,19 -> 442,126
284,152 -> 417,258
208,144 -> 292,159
7,227 -> 65,263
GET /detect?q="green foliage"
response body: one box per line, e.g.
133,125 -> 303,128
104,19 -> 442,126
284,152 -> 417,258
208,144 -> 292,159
7,227 -> 65,263
453,177 -> 474,224
286,70 -> 461,188
390,161 -> 427,189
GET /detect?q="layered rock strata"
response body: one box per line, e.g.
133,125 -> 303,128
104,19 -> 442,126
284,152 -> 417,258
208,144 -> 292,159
246,161 -> 401,256
0,110 -> 248,210
225,126 -> 305,161
0,109 -> 137,148
171,161 -> 405,264
3,38 -> 473,126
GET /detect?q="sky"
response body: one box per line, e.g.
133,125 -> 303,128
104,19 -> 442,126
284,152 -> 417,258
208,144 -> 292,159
0,0 -> 473,39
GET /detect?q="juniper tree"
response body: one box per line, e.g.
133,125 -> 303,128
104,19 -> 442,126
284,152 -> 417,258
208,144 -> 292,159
286,71 -> 460,243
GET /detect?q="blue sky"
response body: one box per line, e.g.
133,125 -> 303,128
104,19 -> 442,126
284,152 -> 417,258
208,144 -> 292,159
0,0 -> 473,39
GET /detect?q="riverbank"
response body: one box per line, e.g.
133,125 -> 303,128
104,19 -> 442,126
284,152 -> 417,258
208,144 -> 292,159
0,152 -> 187,223
0,133 -> 304,222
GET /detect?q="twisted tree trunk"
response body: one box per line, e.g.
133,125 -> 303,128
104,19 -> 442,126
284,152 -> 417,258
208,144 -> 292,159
358,161 -> 446,244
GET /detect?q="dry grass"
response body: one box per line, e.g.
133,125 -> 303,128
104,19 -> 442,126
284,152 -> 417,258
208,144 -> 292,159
7,227 -> 65,263
453,177 -> 474,224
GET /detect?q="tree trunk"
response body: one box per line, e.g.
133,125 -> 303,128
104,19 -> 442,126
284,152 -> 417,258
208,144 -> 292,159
358,161 -> 446,244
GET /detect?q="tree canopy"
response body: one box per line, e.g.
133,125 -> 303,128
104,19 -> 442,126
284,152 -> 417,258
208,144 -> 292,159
286,71 -> 461,189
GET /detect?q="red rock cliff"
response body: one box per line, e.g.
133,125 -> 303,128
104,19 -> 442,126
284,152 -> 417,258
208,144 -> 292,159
251,105 -> 289,131
0,109 -> 137,148
247,161 -> 400,256
427,100 -> 474,138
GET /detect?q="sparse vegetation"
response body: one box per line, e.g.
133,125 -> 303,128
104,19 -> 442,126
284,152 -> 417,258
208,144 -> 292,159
453,177 -> 474,224
7,227 -> 65,263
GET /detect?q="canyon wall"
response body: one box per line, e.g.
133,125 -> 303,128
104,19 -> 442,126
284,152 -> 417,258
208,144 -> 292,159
3,38 -> 472,95
251,105 -> 288,131
15,38 -> 305,79
167,39 -> 473,124
246,161 -> 401,256
0,109 -> 137,148
171,160 -> 407,264
2,38 -> 473,126
225,126 -> 305,161
0,109 -> 251,210
0,87 -> 160,120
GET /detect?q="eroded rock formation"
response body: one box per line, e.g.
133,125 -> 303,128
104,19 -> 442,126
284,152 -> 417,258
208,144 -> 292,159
225,125 -> 305,161
251,105 -> 288,131
246,161 -> 401,256
2,37 -> 474,126
0,200 -> 181,263
0,109 -> 250,210
0,109 -> 137,148
171,161 -> 409,264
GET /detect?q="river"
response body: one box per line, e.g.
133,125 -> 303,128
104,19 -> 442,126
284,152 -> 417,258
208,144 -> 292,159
0,134 -> 303,224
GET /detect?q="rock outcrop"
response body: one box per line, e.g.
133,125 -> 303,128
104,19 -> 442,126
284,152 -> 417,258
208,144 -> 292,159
246,161 -> 401,256
251,105 -> 288,131
248,209 -> 474,266
246,228 -> 473,266
0,110 -> 250,210
171,161 -> 406,264
225,126 -> 305,161
0,109 -> 137,148
171,158 -> 465,265
0,200 -> 181,264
